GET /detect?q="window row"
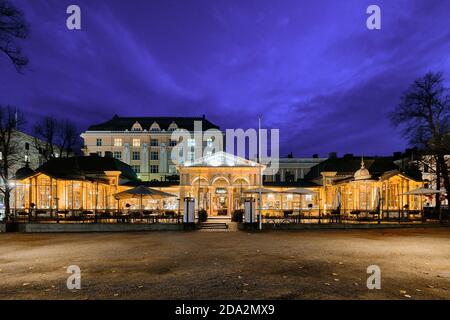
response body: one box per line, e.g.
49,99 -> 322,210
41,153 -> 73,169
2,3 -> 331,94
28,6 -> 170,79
96,138 -> 179,147
132,165 -> 160,174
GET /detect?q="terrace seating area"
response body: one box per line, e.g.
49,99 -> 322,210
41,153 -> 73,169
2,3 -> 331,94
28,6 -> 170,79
9,209 -> 183,224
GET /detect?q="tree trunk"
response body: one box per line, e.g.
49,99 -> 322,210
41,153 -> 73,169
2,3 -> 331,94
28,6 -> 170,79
4,188 -> 11,222
437,154 -> 450,219
435,158 -> 441,222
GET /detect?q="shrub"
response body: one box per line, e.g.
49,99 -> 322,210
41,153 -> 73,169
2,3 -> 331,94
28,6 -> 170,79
198,209 -> 208,222
232,209 -> 244,222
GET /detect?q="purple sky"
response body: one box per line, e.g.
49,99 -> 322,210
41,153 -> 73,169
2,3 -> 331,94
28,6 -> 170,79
1,0 -> 449,157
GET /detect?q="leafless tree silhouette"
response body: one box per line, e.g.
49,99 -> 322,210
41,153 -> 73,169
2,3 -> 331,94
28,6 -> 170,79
391,72 -> 450,210
0,0 -> 29,72
0,105 -> 25,219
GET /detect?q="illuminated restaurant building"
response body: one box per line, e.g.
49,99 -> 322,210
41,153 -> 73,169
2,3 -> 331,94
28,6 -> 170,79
11,150 -> 424,218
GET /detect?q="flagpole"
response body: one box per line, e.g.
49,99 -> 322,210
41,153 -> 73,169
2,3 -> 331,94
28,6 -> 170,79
258,116 -> 262,230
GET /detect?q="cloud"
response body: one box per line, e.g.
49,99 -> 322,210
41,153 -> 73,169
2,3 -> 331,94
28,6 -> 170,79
1,0 -> 449,157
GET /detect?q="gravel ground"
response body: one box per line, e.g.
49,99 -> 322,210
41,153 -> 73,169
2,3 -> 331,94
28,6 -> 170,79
0,228 -> 449,300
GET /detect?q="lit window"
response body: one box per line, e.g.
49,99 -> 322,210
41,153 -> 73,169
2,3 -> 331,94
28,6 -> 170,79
150,139 -> 159,147
96,138 -> 102,146
132,151 -> 140,160
132,139 -> 140,147
114,138 -> 122,146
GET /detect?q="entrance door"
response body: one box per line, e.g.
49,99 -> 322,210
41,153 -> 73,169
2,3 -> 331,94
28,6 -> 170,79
213,188 -> 228,216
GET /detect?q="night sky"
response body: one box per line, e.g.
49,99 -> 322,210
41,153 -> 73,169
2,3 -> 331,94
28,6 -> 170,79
1,0 -> 449,157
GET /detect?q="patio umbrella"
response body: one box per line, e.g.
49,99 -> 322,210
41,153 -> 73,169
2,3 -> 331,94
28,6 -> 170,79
332,190 -> 342,211
243,187 -> 278,194
400,188 -> 445,220
114,186 -> 176,213
373,187 -> 381,210
401,188 -> 445,195
372,187 -> 381,223
281,187 -> 317,195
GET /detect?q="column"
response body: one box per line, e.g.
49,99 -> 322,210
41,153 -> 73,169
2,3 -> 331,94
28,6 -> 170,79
141,143 -> 149,176
123,143 -> 131,164
160,143 -> 168,174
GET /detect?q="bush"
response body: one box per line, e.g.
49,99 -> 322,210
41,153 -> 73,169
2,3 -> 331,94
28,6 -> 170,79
232,209 -> 244,222
198,209 -> 208,222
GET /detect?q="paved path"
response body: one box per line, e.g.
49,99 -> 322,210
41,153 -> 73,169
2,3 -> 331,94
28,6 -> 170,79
0,228 -> 449,299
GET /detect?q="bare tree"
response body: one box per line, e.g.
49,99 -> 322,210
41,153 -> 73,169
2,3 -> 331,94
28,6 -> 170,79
58,119 -> 78,157
0,105 -> 25,219
34,117 -> 80,159
391,72 -> 450,209
0,0 -> 29,72
33,116 -> 58,161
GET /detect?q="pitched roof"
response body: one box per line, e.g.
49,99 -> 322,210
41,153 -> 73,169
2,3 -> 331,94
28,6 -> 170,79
304,156 -> 399,180
86,115 -> 220,131
18,156 -> 138,181
184,151 -> 263,168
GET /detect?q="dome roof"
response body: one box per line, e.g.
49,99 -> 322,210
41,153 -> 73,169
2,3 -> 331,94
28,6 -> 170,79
354,158 -> 371,180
